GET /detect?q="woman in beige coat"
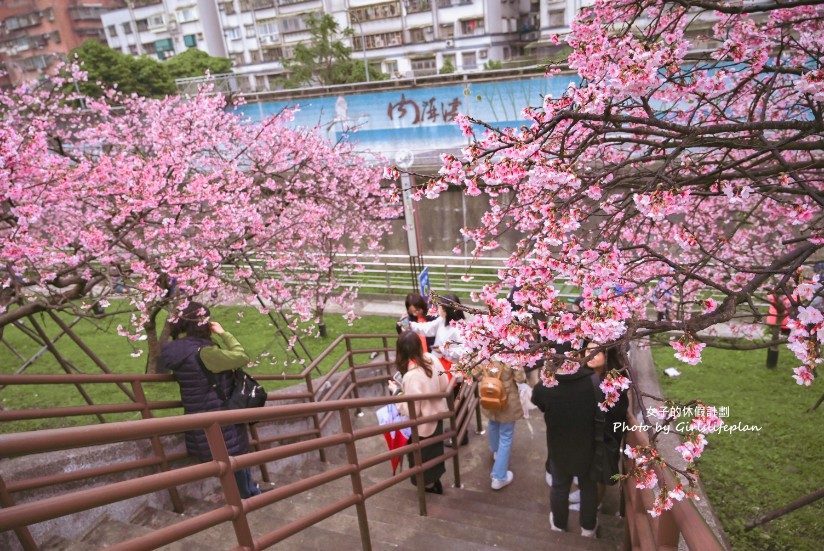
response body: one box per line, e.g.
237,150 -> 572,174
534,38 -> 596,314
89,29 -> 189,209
472,360 -> 526,490
388,331 -> 451,494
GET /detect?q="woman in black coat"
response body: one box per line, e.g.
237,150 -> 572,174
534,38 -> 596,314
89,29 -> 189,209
531,360 -> 599,537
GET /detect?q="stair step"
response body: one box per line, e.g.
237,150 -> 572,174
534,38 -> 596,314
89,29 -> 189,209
81,516 -> 154,547
130,504 -> 188,529
369,489 -> 620,550
275,523 -> 400,550
39,535 -> 99,551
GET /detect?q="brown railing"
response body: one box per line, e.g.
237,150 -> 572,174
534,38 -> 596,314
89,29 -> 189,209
0,334 -> 398,520
0,390 -> 472,551
0,331 -> 481,550
620,412 -> 725,551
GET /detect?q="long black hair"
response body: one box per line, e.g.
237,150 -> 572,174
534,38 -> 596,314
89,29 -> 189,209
169,302 -> 211,340
440,293 -> 465,323
395,331 -> 433,377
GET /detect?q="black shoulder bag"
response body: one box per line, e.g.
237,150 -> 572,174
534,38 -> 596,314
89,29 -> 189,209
196,350 -> 267,410
588,372 -> 621,485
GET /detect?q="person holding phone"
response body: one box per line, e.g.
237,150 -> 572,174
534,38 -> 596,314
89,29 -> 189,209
388,331 -> 451,494
397,292 -> 435,352
158,301 -> 262,498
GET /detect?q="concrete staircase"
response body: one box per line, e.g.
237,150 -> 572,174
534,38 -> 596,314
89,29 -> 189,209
39,410 -> 625,550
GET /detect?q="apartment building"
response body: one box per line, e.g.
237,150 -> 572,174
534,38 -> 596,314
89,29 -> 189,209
0,0 -> 125,86
97,0 -> 583,91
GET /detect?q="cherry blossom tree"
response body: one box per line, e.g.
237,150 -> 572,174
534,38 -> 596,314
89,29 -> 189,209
1,67 -> 397,372
409,0 -> 823,517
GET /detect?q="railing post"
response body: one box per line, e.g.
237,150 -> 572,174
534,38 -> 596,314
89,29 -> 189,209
474,383 -> 485,434
406,397 -> 428,517
338,408 -> 372,551
204,423 -> 255,550
447,387 -> 462,490
247,422 -> 271,484
0,475 -> 38,551
130,381 -> 185,513
381,336 -> 391,375
305,375 -> 327,463
384,262 -> 391,291
345,337 -> 363,417
657,508 -> 680,548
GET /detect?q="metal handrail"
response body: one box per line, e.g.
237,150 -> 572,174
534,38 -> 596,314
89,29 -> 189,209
0,387 -> 474,551
621,412 -> 725,551
0,329 -> 481,550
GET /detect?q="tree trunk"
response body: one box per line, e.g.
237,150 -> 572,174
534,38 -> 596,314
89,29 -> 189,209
317,308 -> 327,338
143,306 -> 165,374
746,487 -> 824,531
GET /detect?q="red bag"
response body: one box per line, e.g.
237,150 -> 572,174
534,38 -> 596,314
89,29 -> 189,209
439,357 -> 453,382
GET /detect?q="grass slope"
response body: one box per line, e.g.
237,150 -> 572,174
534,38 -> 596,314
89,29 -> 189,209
651,344 -> 824,551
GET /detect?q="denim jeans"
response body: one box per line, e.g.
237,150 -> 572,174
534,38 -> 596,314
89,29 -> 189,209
234,468 -> 260,498
488,420 -> 515,481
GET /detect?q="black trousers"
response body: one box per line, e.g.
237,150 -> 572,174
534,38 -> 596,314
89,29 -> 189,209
408,421 -> 446,486
549,459 -> 598,530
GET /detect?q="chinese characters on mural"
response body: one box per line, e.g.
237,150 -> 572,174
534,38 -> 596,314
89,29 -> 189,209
387,94 -> 463,125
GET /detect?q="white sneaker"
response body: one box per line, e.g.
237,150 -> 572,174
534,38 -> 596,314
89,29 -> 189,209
549,512 -> 563,532
569,489 -> 581,503
491,470 -> 514,490
581,521 -> 598,538
545,471 -> 553,487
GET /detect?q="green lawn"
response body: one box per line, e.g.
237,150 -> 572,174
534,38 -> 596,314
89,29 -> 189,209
0,305 -> 397,433
651,344 -> 824,551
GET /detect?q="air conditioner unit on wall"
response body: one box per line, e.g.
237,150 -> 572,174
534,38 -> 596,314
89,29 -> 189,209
446,39 -> 453,47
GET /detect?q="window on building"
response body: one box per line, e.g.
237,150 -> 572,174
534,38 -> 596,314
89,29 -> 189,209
353,31 -> 403,50
147,14 -> 165,29
461,18 -> 483,35
351,2 -> 400,23
122,22 -> 133,34
183,34 -> 197,48
242,0 -> 274,10
462,51 -> 477,69
406,0 -> 430,13
409,27 -> 432,43
136,19 -> 149,32
177,7 -> 198,23
69,5 -> 104,20
225,27 -> 242,40
129,45 -> 138,55
107,25 -> 117,37
439,23 -> 454,39
260,46 -> 283,62
548,9 -> 565,27
220,1 -> 237,15
257,19 -> 278,38
410,57 -> 436,75
279,16 -> 309,34
5,12 -> 41,31
245,25 -> 256,38
142,42 -> 157,54
155,38 -> 173,51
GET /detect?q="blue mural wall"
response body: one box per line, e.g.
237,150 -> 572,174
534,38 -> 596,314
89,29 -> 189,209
234,74 -> 578,160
